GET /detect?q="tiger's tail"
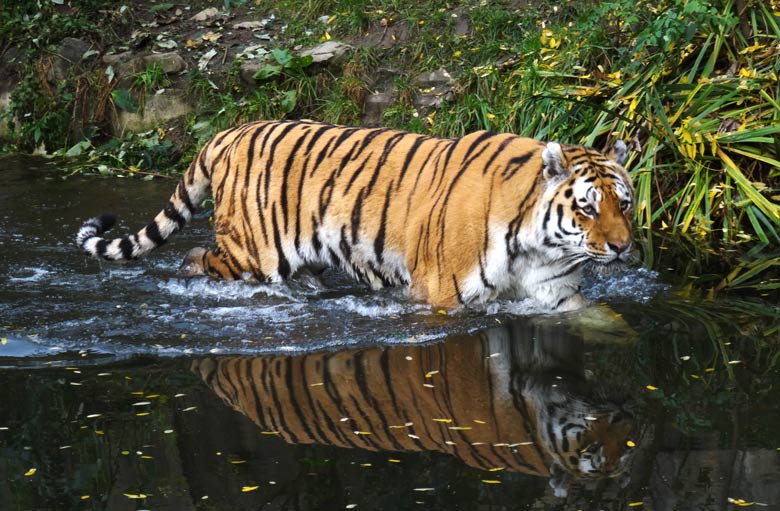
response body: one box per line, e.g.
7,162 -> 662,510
75,150 -> 212,262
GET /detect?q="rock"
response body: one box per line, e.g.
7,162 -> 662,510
451,11 -> 472,37
191,7 -> 220,22
101,52 -> 186,87
102,51 -> 135,66
114,91 -> 192,134
1,46 -> 27,68
58,37 -> 92,62
414,68 -> 454,88
362,90 -> 395,127
103,51 -> 141,86
233,21 -> 266,30
142,52 -> 187,74
46,37 -> 95,83
413,68 -> 455,112
299,41 -> 352,64
238,60 -> 265,84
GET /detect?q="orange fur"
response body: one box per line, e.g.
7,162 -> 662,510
77,120 -> 634,310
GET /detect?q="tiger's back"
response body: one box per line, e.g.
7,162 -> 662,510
77,120 -> 633,310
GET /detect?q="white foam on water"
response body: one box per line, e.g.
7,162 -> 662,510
158,277 -> 298,301
203,303 -> 311,324
583,266 -> 669,303
481,298 -> 548,316
319,295 -> 428,318
9,266 -> 51,283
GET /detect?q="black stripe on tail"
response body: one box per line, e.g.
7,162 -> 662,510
75,213 -> 117,250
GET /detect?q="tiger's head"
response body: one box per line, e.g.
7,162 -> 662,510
537,394 -> 637,498
539,141 -> 634,265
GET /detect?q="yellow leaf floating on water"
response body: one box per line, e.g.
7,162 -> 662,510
432,418 -> 452,423
24,468 -> 36,476
728,498 -> 757,507
1,338 -> 6,345
628,502 -> 644,507
242,486 -> 259,493
81,495 -> 90,500
627,440 -> 636,447
488,467 -> 505,472
481,479 -> 501,484
388,459 -> 401,463
354,431 -> 372,435
261,431 -> 279,435
646,385 -> 658,391
123,493 -> 147,499
231,460 -> 246,465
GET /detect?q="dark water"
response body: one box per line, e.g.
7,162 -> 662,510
1,156 -> 779,510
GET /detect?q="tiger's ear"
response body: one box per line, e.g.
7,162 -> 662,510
542,142 -> 568,180
608,140 -> 628,166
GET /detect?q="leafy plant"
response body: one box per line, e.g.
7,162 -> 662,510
133,63 -> 171,93
253,49 -> 314,81
111,89 -> 139,113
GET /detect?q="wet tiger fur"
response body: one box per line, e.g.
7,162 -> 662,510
192,319 -> 637,498
76,120 -> 633,310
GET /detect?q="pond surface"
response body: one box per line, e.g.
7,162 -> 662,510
1,155 -> 779,510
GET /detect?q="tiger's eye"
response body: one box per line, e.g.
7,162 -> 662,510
620,200 -> 632,211
581,205 -> 596,216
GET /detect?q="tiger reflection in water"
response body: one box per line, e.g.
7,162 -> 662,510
192,319 -> 636,498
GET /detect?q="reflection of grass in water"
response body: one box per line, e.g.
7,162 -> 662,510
638,230 -> 780,299
626,296 -> 780,436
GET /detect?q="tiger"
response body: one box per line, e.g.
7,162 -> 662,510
191,318 -> 638,498
76,120 -> 633,311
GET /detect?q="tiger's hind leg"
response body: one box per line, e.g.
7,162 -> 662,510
180,247 -> 252,280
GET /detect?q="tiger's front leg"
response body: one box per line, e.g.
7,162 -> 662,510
554,292 -> 588,312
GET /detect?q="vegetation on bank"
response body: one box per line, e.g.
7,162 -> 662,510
1,0 -> 779,292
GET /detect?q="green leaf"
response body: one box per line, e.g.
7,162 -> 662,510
65,140 -> 92,157
111,89 -> 139,113
253,64 -> 282,80
280,90 -> 297,113
271,48 -> 292,67
149,2 -> 174,12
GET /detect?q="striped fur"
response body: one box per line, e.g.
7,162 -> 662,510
192,320 -> 636,497
75,120 -> 633,310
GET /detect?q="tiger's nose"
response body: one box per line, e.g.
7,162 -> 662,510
607,242 -> 630,255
